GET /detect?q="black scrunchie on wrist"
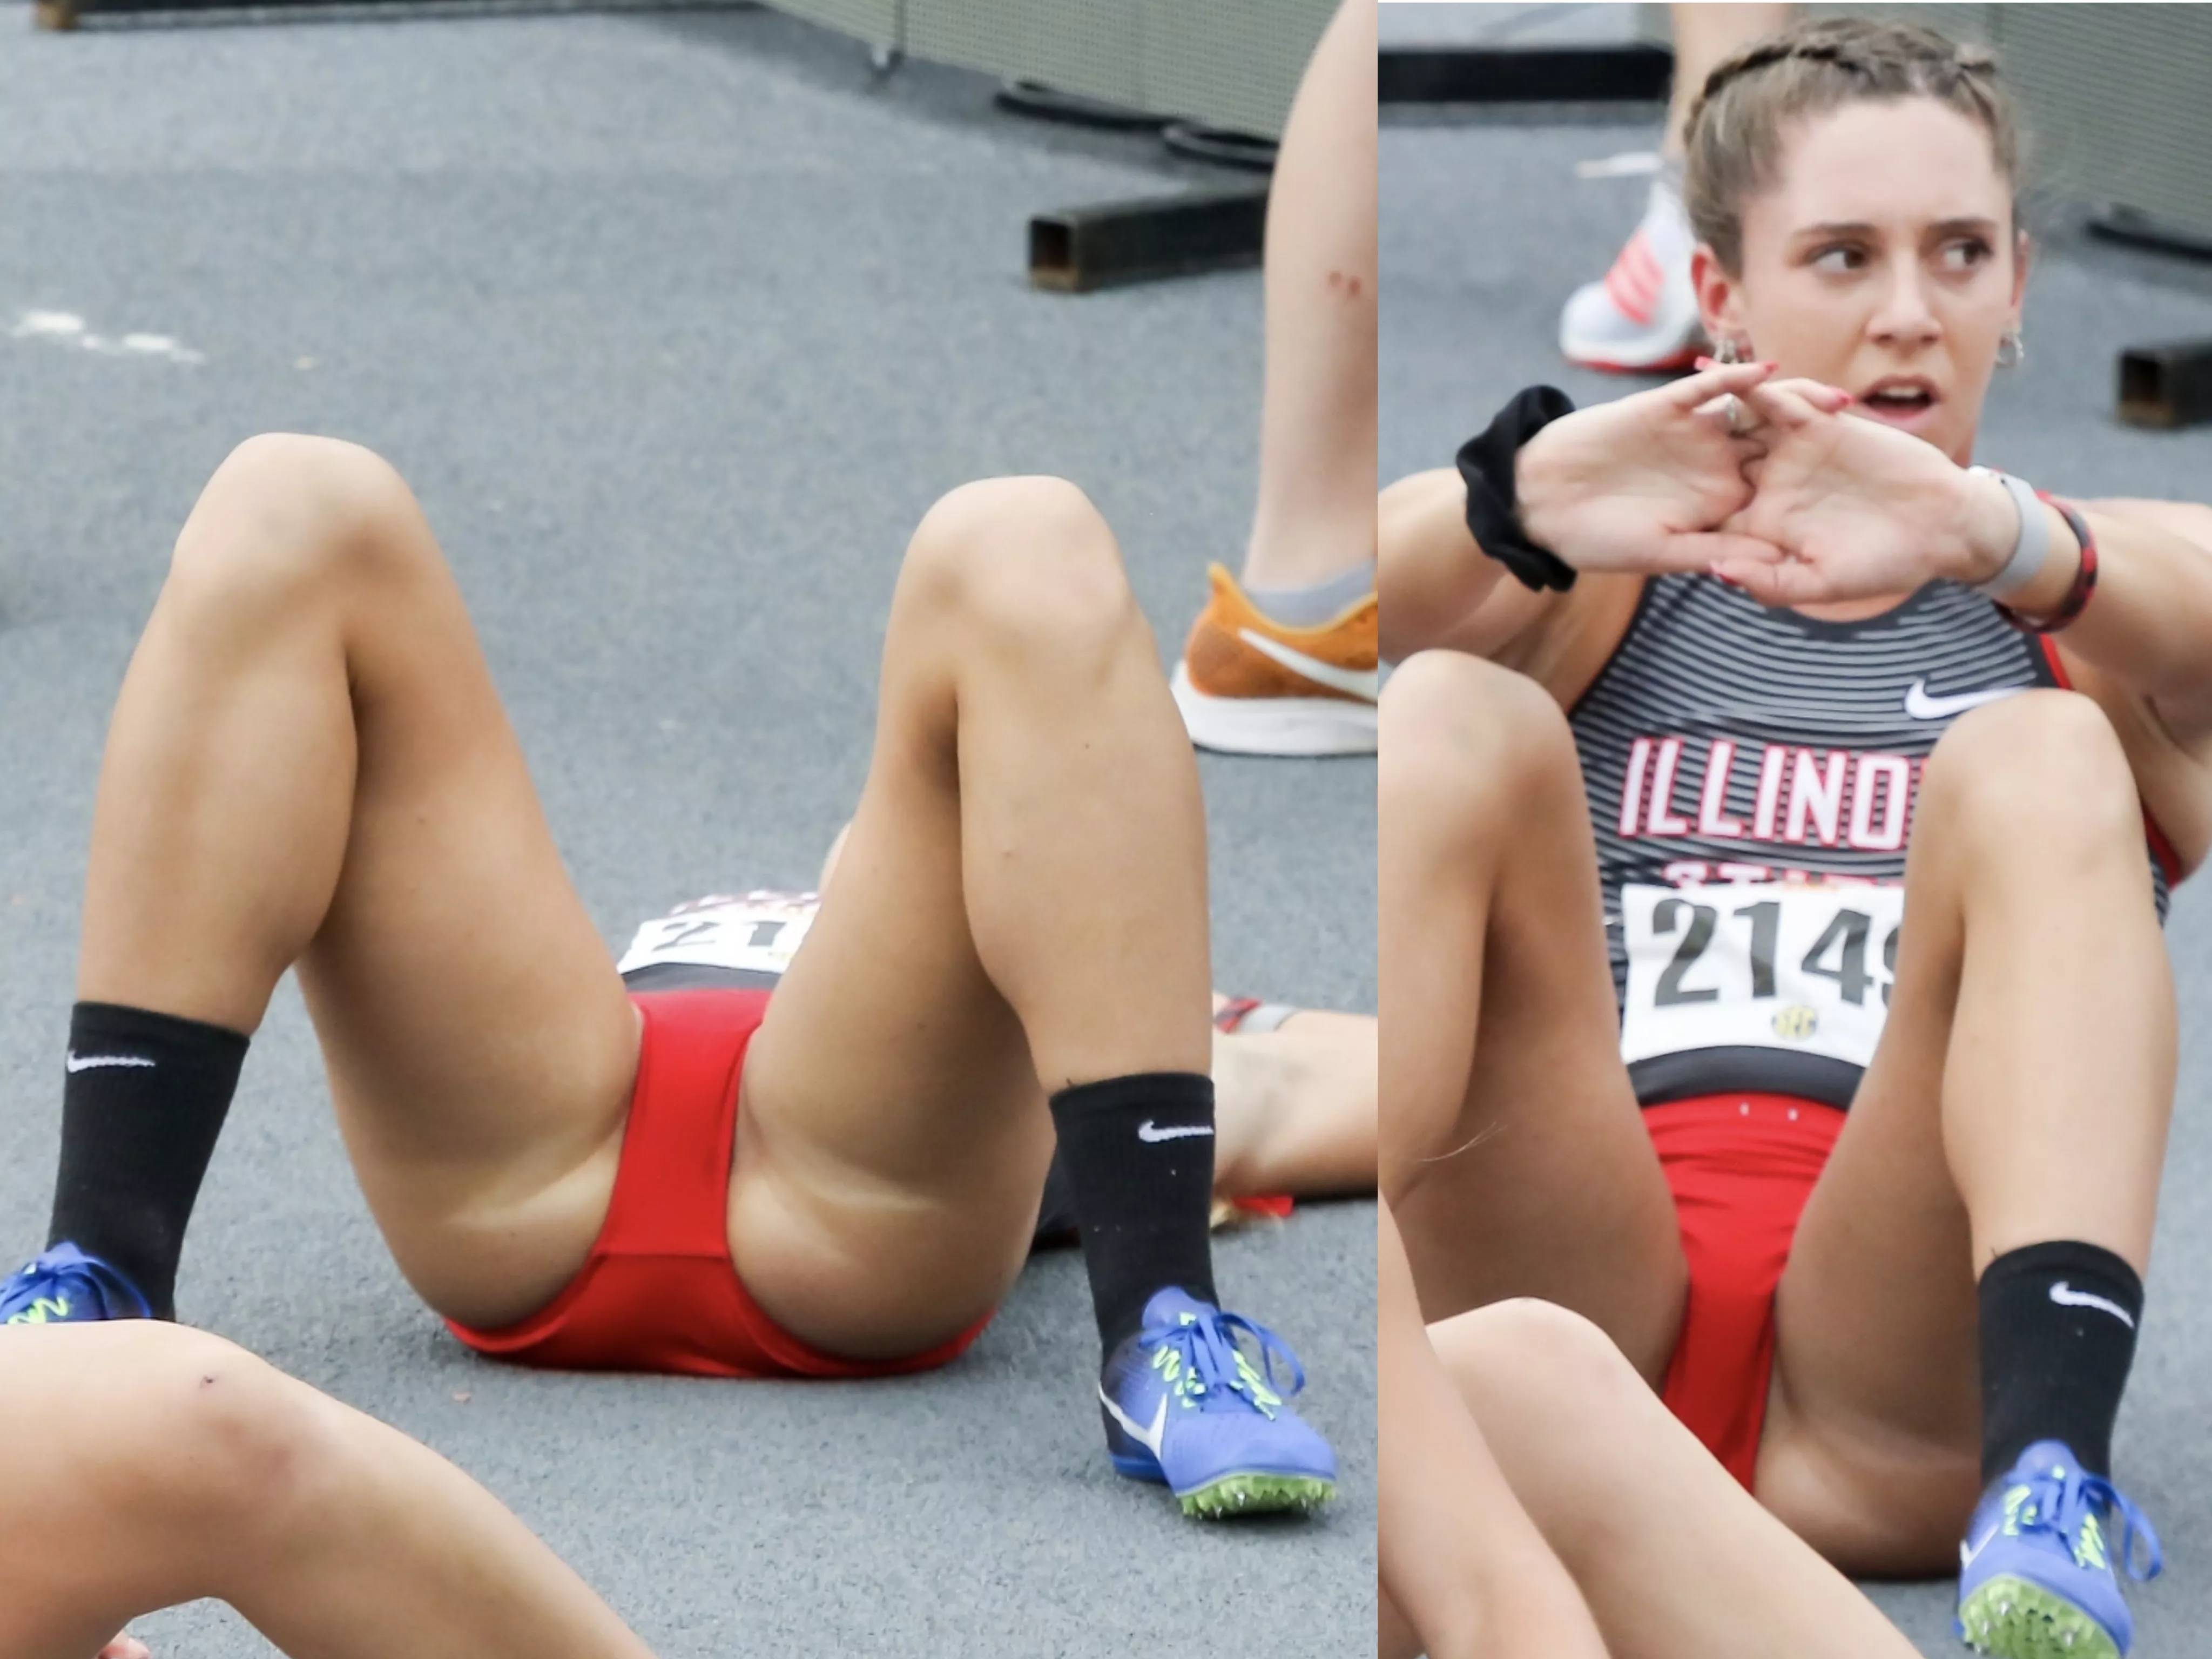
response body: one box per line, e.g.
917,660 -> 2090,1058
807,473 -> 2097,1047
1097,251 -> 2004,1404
1456,385 -> 1580,592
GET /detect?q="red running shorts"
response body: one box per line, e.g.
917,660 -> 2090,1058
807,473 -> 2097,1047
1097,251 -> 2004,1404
447,987 -> 993,1378
1649,1090 -> 1846,1491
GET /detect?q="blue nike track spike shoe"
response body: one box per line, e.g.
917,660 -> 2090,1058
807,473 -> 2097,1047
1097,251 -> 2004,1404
0,1243 -> 151,1326
1097,1286 -> 1336,1519
1956,1440 -> 2161,1658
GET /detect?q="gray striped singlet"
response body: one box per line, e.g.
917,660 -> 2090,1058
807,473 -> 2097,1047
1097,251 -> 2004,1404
1568,572 -> 2173,1110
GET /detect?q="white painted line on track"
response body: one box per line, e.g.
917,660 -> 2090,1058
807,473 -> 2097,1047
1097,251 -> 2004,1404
10,309 -> 205,365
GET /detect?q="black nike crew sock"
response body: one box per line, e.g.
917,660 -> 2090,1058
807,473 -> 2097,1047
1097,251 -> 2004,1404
1978,1238 -> 2143,1483
1047,1071 -> 1219,1354
45,1001 -> 251,1320
1031,1148 -> 1081,1250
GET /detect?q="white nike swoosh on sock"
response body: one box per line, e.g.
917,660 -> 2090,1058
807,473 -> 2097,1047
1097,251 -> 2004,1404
65,1053 -> 157,1073
2049,1281 -> 2135,1328
1136,1121 -> 1214,1143
1235,629 -> 1380,702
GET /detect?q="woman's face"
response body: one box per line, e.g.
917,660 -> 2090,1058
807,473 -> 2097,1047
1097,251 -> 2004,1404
1694,96 -> 2027,464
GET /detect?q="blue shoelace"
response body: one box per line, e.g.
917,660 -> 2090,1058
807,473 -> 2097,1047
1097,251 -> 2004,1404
1143,1307 -> 1307,1417
2012,1461 -> 2164,1584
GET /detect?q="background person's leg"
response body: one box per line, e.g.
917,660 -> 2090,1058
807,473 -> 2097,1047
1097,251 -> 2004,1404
1174,0 -> 1378,757
1379,1203 -> 1609,1659
732,477 -> 1214,1360
1559,3 -> 1792,372
1764,692 -> 2174,1576
1381,652 -> 1685,1382
1244,0 -> 1377,595
1212,1009 -> 1375,1198
1429,1297 -> 1923,1659
53,435 -> 640,1331
0,1323 -> 651,1659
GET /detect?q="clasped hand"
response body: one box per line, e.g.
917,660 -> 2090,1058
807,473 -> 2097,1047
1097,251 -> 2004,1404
1515,362 -> 2009,606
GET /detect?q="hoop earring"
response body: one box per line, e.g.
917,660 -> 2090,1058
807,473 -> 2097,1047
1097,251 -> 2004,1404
1997,326 -> 2025,369
1714,336 -> 1750,366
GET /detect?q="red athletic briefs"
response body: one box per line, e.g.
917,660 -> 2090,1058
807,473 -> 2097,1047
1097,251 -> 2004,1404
447,987 -> 993,1378
1649,1090 -> 1847,1491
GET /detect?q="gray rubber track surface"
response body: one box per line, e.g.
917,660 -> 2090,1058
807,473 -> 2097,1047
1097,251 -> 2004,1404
1382,32 -> 2212,1657
0,8 -> 1374,1652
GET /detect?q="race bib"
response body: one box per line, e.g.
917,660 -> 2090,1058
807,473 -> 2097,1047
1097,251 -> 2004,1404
1619,880 -> 1905,1073
616,891 -> 820,979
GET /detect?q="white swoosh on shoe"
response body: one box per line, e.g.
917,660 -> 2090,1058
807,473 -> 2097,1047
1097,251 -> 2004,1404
1099,1384 -> 1169,1459
1904,679 -> 2024,720
1236,630 -> 1380,702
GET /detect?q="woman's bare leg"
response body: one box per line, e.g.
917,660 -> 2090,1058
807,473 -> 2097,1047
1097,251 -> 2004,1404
1212,1010 -> 1375,1198
1662,5 -> 1795,154
1380,1203 -> 1608,1659
1428,1294 -> 1921,1659
1763,692 -> 2174,1573
1380,651 -> 1684,1380
75,435 -> 638,1328
1243,0 -> 1377,590
0,1324 -> 649,1659
732,477 -> 1215,1359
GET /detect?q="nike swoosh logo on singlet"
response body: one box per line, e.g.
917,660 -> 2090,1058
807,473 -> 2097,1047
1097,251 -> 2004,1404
1236,630 -> 1380,702
1904,679 -> 2025,720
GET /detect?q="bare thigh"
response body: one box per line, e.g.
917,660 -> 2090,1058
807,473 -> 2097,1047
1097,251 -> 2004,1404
0,1323 -> 292,1656
733,477 -> 1211,1359
1763,693 -> 2173,1574
1381,651 -> 1684,1382
83,436 -> 639,1326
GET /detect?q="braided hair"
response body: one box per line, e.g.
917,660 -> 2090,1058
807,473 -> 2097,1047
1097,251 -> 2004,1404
1682,15 -> 2022,273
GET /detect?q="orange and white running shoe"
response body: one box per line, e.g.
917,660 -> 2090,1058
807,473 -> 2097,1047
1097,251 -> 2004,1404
1171,564 -> 1378,757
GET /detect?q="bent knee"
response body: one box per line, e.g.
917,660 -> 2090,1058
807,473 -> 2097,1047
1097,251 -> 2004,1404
1381,652 -> 1576,821
166,433 -> 426,621
898,475 -> 1140,657
1427,1297 -> 1637,1416
1922,689 -> 2139,846
92,1326 -> 338,1549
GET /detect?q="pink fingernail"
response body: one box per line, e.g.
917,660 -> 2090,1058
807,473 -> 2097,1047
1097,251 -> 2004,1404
1694,354 -> 1718,371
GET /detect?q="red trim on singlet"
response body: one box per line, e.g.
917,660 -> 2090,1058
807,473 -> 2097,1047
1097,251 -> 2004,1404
2038,636 -> 2189,886
1650,1091 -> 1846,1492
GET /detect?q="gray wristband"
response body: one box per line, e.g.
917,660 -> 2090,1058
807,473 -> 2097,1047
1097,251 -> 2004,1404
1968,467 -> 2049,599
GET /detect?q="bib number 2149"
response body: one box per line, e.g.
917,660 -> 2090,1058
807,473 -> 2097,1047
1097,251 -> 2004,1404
1618,881 -> 1905,1072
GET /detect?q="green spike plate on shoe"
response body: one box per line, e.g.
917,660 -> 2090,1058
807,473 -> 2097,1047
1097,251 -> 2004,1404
1959,1575 -> 2122,1659
1179,1473 -> 1335,1519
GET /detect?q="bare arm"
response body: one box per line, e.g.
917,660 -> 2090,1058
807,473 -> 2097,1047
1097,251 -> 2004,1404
1377,468 -> 1548,662
2043,497 -> 2212,741
1379,1202 -> 1609,1659
1380,362 -> 1778,665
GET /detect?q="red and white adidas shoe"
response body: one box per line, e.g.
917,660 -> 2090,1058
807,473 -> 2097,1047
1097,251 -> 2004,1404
1560,176 -> 1705,374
